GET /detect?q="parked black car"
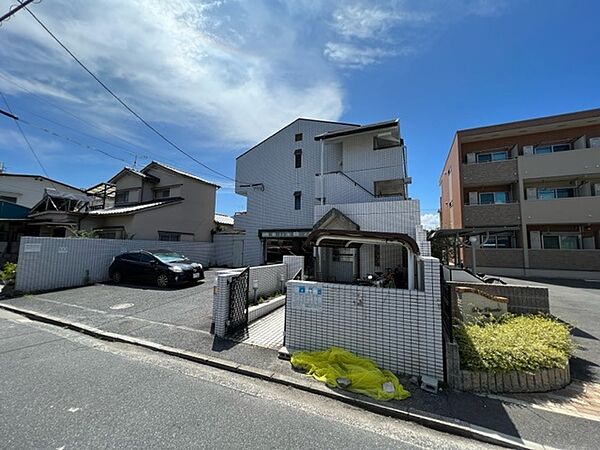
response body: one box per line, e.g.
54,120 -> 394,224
108,249 -> 205,288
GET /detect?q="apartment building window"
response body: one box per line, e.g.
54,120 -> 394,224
481,233 -> 513,248
534,143 -> 571,155
115,190 -> 130,204
373,134 -> 399,150
0,195 -> 17,203
478,192 -> 509,204
294,149 -> 302,168
476,150 -> 508,163
293,191 -> 302,210
154,188 -> 171,199
537,187 -> 575,200
542,234 -> 579,249
158,231 -> 181,241
295,133 -> 303,142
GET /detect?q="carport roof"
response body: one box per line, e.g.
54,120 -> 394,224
306,229 -> 420,255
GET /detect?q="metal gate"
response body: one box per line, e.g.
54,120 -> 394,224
227,267 -> 249,334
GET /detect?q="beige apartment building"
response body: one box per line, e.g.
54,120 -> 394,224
439,108 -> 600,279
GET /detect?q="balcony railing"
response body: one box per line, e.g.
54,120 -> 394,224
463,202 -> 521,227
522,196 -> 600,224
462,158 -> 518,187
519,146 -> 600,180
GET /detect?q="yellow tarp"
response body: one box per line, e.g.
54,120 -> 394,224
291,347 -> 410,401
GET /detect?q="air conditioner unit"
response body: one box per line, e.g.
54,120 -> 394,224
590,137 -> 600,148
523,145 -> 534,155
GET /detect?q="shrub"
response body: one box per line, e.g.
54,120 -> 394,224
455,314 -> 575,373
0,262 -> 17,283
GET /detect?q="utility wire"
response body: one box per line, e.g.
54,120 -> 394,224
19,2 -> 238,183
0,90 -> 51,178
0,72 -> 148,158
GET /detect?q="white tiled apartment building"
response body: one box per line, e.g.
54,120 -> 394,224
234,118 -> 429,270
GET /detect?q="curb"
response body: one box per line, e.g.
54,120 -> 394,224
1,302 -> 546,450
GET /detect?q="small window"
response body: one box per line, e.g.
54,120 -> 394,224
537,187 -> 575,199
476,151 -> 508,163
295,133 -> 303,142
293,191 -> 301,210
479,192 -> 509,204
534,143 -> 571,154
158,231 -> 181,241
0,195 -> 17,203
373,135 -> 400,150
542,234 -> 579,249
154,188 -> 171,199
374,179 -> 405,197
294,149 -> 302,168
115,190 -> 130,204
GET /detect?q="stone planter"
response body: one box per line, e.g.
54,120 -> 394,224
248,294 -> 285,323
445,340 -> 571,393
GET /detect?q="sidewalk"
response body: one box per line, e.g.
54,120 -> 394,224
2,292 -> 599,449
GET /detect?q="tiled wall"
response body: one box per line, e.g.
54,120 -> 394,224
15,236 -> 215,292
285,257 -> 444,380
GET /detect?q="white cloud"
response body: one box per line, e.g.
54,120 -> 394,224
324,43 -> 399,68
421,213 -> 440,230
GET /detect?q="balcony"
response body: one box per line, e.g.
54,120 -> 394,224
522,196 -> 600,224
519,147 -> 600,180
529,249 -> 600,271
463,202 -> 521,227
462,159 -> 518,187
315,172 -> 404,205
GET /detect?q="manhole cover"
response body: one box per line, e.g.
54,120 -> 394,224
110,303 -> 134,310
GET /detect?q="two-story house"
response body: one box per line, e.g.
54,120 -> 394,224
82,161 -> 219,241
234,118 -> 429,277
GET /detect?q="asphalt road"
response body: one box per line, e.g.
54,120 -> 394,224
0,309 -> 493,449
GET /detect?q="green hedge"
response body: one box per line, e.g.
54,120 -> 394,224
455,314 -> 574,373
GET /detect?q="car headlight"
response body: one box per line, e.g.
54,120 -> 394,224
170,266 -> 183,273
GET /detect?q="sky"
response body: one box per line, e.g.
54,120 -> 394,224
1,0 -> 599,230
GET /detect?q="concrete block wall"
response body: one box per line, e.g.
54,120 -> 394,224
15,236 -> 215,293
285,257 -> 443,380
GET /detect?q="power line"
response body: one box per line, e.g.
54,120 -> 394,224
0,0 -> 36,25
0,71 -> 148,158
19,2 -> 238,183
0,90 -> 51,178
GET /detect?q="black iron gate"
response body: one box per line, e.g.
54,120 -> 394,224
440,266 -> 453,342
227,268 -> 249,334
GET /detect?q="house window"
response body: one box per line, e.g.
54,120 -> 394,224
476,150 -> 508,163
158,231 -> 181,241
115,190 -> 130,204
294,149 -> 302,168
293,191 -> 301,210
0,195 -> 17,203
542,234 -> 579,249
295,133 -> 303,142
154,188 -> 171,199
537,187 -> 575,200
534,143 -> 571,154
478,192 -> 509,204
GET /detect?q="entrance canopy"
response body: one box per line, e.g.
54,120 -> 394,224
306,229 -> 420,255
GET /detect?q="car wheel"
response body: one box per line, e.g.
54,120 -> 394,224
156,273 -> 169,288
112,271 -> 122,284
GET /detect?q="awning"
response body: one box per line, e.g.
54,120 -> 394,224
429,227 -> 519,240
306,229 -> 420,255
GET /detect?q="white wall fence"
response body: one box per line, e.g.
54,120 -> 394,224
15,236 -> 215,293
213,256 -> 304,337
285,256 -> 443,381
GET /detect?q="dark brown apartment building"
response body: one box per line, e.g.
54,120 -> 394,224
439,108 -> 600,279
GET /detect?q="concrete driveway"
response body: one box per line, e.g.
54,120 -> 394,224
501,276 -> 600,384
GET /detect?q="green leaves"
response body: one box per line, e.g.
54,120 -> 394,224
455,314 -> 575,373
0,262 -> 16,282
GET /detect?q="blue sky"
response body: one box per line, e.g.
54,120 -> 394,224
1,0 -> 599,229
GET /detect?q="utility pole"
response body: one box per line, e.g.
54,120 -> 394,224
0,0 -> 36,25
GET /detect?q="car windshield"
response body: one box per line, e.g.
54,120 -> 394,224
151,251 -> 188,263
